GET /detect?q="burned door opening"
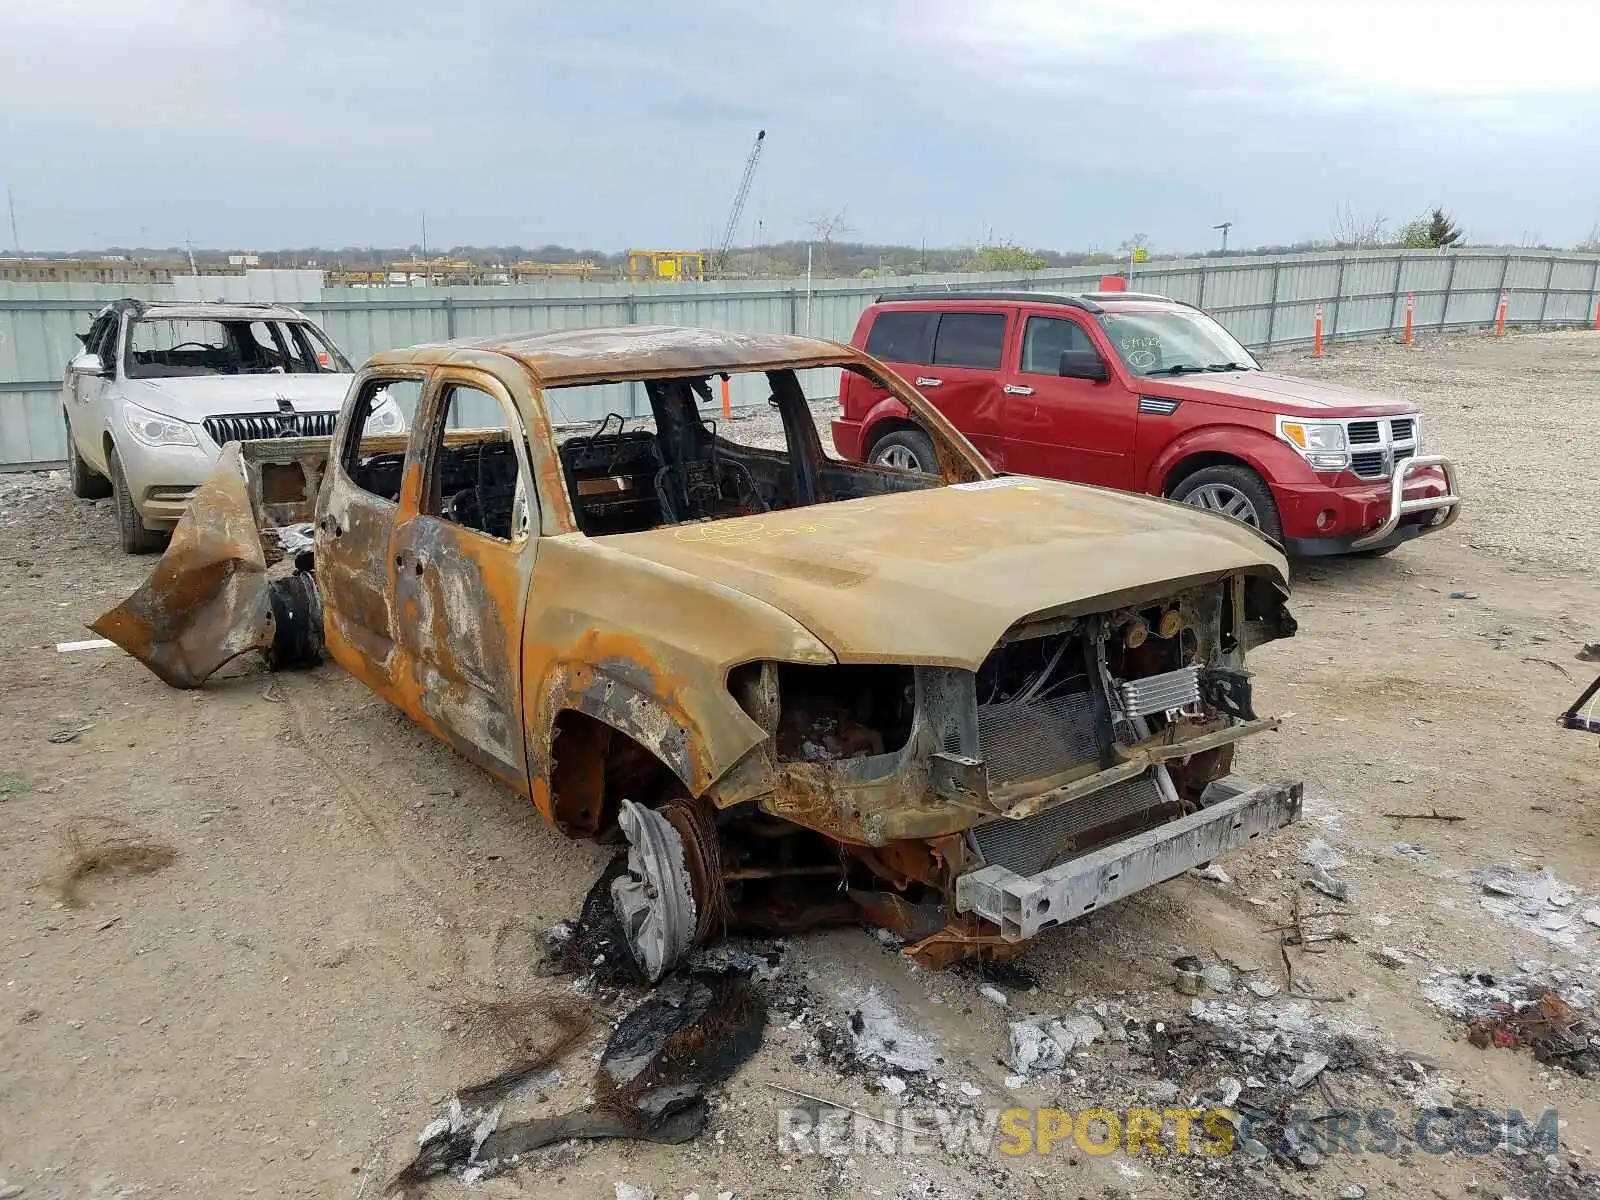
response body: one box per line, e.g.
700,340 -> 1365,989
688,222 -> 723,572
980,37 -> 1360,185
390,375 -> 538,789
316,375 -> 422,680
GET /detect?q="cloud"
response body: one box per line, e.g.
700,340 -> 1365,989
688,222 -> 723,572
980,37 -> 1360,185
0,0 -> 1596,251
954,0 -> 1600,97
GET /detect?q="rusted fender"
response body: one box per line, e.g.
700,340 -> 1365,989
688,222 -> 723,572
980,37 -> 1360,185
91,444 -> 274,687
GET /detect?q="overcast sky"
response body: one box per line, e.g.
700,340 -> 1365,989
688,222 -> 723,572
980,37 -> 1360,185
2,0 -> 1597,253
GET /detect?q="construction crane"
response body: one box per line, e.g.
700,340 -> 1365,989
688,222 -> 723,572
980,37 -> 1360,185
713,129 -> 765,277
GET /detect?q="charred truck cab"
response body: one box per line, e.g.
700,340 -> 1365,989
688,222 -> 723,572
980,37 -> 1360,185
94,325 -> 1302,978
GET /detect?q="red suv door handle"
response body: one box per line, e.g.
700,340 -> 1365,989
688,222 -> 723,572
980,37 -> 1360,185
915,376 -> 943,388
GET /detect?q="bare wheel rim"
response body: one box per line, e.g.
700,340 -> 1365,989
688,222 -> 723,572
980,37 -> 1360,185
1183,482 -> 1261,527
611,799 -> 699,983
872,443 -> 923,471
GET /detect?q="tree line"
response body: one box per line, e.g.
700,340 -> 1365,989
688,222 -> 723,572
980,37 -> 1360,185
32,205 -> 1598,278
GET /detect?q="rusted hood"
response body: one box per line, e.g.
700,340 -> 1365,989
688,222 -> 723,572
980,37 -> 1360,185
598,477 -> 1288,669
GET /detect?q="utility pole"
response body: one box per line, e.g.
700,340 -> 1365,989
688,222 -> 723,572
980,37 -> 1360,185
420,210 -> 429,284
1213,221 -> 1233,254
6,188 -> 18,254
805,242 -> 813,334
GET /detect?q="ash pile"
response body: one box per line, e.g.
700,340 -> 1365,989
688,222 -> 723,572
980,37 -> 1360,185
1423,960 -> 1600,1077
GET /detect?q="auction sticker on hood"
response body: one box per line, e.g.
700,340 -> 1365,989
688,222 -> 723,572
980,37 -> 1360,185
951,477 -> 1038,492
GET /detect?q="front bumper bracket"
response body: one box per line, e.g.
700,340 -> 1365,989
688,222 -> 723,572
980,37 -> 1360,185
954,776 -> 1303,939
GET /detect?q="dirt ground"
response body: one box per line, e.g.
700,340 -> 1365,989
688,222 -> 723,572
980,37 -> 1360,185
2,329 -> 1599,1200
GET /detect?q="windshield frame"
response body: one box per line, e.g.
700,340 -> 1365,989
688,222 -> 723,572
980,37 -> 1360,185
1095,307 -> 1260,378
290,321 -> 354,373
535,357 -> 994,537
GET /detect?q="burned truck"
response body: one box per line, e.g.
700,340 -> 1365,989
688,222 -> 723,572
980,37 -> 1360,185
95,325 -> 1302,978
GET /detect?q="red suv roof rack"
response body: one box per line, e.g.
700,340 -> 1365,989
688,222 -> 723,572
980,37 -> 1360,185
870,289 -> 1105,314
868,289 -> 1199,313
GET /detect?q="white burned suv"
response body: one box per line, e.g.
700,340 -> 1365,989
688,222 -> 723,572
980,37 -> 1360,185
62,300 -> 403,552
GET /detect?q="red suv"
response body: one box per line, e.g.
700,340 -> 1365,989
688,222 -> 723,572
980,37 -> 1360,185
834,291 -> 1461,555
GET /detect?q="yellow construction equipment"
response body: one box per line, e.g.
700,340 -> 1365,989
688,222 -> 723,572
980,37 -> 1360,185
627,250 -> 706,283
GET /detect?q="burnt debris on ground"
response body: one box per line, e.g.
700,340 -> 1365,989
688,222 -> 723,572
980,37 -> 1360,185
437,989 -> 595,1060
551,852 -> 653,987
1423,962 -> 1600,1077
391,966 -> 767,1194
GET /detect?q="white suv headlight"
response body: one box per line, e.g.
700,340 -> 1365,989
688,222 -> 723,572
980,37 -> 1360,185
123,401 -> 198,448
1277,417 -> 1348,471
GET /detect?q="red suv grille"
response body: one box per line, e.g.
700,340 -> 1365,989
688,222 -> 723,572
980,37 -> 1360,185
1348,421 -> 1381,445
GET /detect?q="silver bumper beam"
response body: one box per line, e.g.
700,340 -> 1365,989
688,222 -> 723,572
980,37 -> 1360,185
955,777 -> 1303,939
1350,453 -> 1461,551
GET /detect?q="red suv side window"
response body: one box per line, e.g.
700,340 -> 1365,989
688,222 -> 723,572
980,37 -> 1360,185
1020,316 -> 1097,373
930,312 -> 1006,370
864,311 -> 935,363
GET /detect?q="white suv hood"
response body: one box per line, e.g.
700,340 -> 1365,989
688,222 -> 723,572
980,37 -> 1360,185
122,374 -> 352,421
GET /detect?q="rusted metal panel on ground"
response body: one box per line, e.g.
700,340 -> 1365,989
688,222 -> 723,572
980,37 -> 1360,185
92,434 -> 375,688
91,444 -> 276,687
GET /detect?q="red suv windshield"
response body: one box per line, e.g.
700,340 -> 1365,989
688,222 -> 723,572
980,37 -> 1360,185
1096,309 -> 1259,378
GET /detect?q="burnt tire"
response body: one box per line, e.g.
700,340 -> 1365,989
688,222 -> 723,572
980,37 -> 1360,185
109,446 -> 166,555
1169,465 -> 1283,545
65,417 -> 112,500
868,428 -> 937,475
